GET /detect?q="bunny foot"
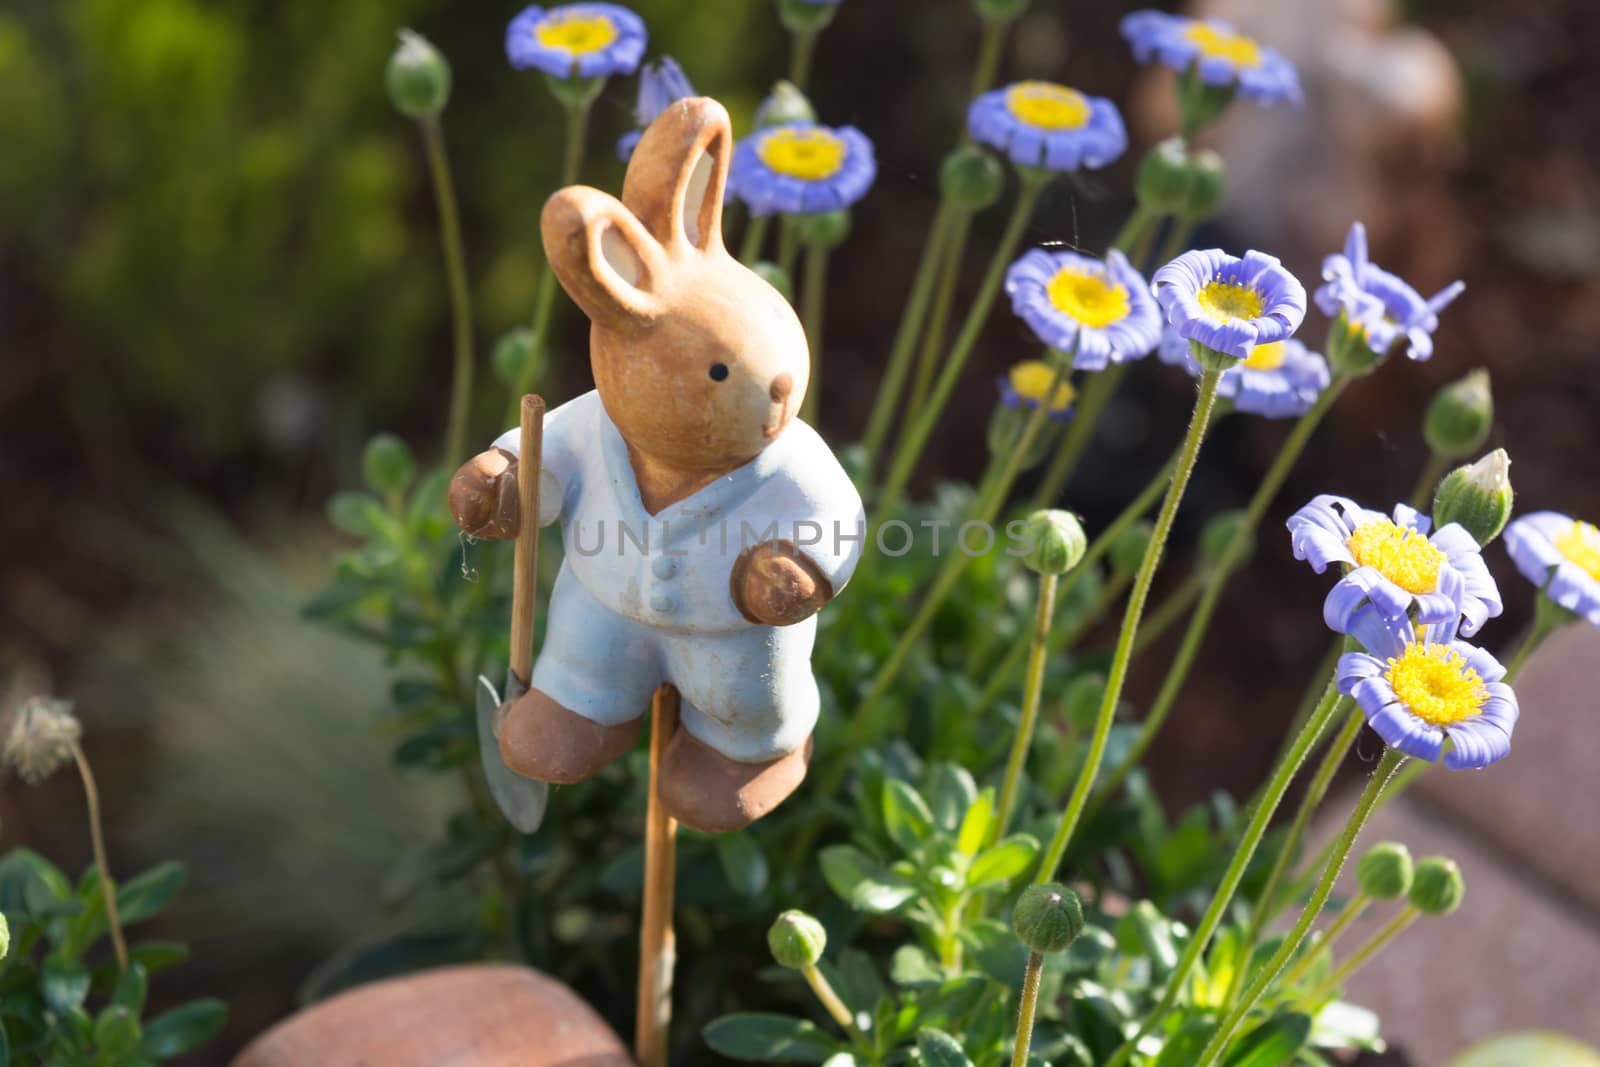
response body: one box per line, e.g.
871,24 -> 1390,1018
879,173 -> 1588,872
656,729 -> 813,833
498,688 -> 641,785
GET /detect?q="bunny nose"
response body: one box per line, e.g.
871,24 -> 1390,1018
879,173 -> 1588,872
769,373 -> 793,403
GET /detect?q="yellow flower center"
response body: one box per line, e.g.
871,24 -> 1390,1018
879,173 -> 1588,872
534,11 -> 619,54
1183,23 -> 1263,69
1555,520 -> 1600,582
1346,519 -> 1446,596
1242,340 -> 1287,371
1009,361 -> 1076,413
1384,644 -> 1487,727
1005,82 -> 1092,130
758,127 -> 847,181
1196,279 -> 1265,324
1046,266 -> 1131,328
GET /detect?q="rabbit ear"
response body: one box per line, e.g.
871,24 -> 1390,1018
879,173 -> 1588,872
541,186 -> 666,331
622,96 -> 732,254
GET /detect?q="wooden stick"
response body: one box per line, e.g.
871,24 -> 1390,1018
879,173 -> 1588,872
509,395 -> 545,687
636,684 -> 680,1067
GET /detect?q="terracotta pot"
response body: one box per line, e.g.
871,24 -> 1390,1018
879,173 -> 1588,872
232,964 -> 635,1067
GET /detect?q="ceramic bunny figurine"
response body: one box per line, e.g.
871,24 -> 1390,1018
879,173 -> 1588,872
449,97 -> 864,834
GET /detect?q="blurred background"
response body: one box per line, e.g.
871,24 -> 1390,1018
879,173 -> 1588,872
1,0 -> 1596,1062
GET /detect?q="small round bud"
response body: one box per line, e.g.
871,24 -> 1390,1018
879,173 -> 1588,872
768,909 -> 827,968
362,433 -> 416,496
1356,841 -> 1414,901
753,80 -> 817,129
1179,148 -> 1226,221
975,0 -> 1030,25
1063,673 -> 1106,733
750,261 -> 794,303
1013,883 -> 1084,954
796,209 -> 851,248
1021,510 -> 1087,576
1198,510 -> 1253,573
777,0 -> 839,36
1135,138 -> 1191,216
1408,856 -> 1464,916
941,146 -> 1006,212
1424,369 -> 1494,459
1111,520 -> 1155,576
1432,449 -> 1513,547
386,30 -> 451,120
492,327 -> 540,389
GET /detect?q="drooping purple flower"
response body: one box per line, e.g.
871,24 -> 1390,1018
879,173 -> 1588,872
617,56 -> 694,162
1316,222 -> 1464,362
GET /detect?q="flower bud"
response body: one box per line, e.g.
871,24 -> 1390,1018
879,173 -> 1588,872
492,327 -> 540,389
768,909 -> 827,968
1135,138 -> 1191,216
1179,148 -> 1226,222
1408,856 -> 1464,916
1432,449 -> 1513,548
386,30 -> 451,120
777,0 -> 840,36
750,261 -> 794,303
796,209 -> 851,248
1356,841 -> 1414,901
1062,673 -> 1105,734
362,433 -> 416,497
941,146 -> 1005,212
1198,509 -> 1252,573
1111,521 -> 1155,577
1325,310 -> 1386,378
3,696 -> 81,786
1021,510 -> 1087,576
1423,369 -> 1494,460
753,80 -> 817,129
975,0 -> 1030,25
1013,882 -> 1084,954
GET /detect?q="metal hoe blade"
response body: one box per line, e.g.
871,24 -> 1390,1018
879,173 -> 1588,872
475,672 -> 548,833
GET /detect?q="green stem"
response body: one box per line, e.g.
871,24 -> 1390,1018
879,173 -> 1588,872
789,30 -> 818,91
969,19 -> 1007,105
802,963 -> 865,1044
1195,748 -> 1408,1067
778,216 -> 802,281
1103,663 -> 1352,1067
71,741 -> 127,972
1010,951 -> 1046,1067
1130,571 -> 1204,657
800,240 -> 830,424
1227,705 -> 1366,1006
861,202 -> 954,465
875,175 -> 1047,524
1035,367 -> 1224,883
993,572 -> 1059,843
1275,889 -> 1370,992
739,213 -> 773,265
906,213 -> 974,416
422,117 -> 477,470
1029,362 -> 1128,508
1112,206 -> 1158,255
1304,905 -> 1419,1005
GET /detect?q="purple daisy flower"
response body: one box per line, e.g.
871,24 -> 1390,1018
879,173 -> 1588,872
506,3 -> 647,81
1504,512 -> 1600,628
1152,249 -> 1307,361
1316,222 -> 1464,363
617,56 -> 694,162
1288,495 -> 1503,637
1157,328 -> 1330,418
1005,249 -> 1162,371
1338,603 -> 1518,769
729,122 -> 876,217
967,81 -> 1127,172
1120,10 -> 1301,106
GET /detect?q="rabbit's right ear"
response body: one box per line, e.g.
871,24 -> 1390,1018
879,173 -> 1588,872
541,186 -> 666,332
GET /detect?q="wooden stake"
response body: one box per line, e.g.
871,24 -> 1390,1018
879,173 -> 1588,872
509,395 -> 545,687
636,684 -> 680,1067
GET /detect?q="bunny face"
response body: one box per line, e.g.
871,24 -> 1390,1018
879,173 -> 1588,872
541,97 -> 810,475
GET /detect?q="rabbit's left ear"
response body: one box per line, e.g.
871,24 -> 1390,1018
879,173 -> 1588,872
622,96 -> 731,255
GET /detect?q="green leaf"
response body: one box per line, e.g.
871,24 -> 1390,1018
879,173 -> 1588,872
818,847 -> 916,913
112,962 -> 149,1016
326,490 -> 384,537
889,945 -> 942,988
925,764 -> 978,833
881,779 -> 935,852
916,1029 -> 975,1067
362,433 -> 415,497
955,788 -> 995,858
1310,1001 -> 1382,1052
128,942 -> 188,975
93,1004 -> 141,1058
1114,901 -> 1178,974
139,999 -> 226,1058
1153,1021 -> 1215,1067
961,919 -> 1029,990
116,863 -> 187,926
42,956 -> 90,1014
701,1013 -> 839,1063
0,849 -> 74,921
715,832 -> 769,898
967,834 -> 1039,888
1223,1012 -> 1311,1067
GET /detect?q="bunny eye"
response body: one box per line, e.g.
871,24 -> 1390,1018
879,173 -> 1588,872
709,363 -> 730,382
